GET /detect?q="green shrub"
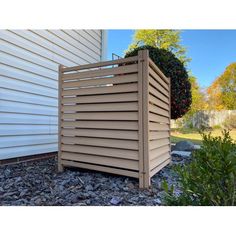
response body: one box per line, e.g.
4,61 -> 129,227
125,45 -> 192,120
162,130 -> 236,206
212,125 -> 222,129
224,114 -> 236,129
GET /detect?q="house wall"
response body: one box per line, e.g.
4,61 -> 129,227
0,30 -> 105,160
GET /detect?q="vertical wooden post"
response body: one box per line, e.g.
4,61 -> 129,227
58,65 -> 64,172
142,50 -> 150,188
137,51 -> 145,188
168,77 -> 172,161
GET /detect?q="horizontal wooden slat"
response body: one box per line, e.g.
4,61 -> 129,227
62,92 -> 138,104
61,160 -> 139,178
149,131 -> 169,140
149,85 -> 169,104
149,104 -> 169,117
62,112 -> 138,121
62,128 -> 138,140
149,94 -> 169,111
62,83 -> 138,96
61,144 -> 138,160
150,152 -> 170,170
62,64 -> 138,80
62,74 -> 138,88
149,113 -> 170,124
62,120 -> 138,130
149,76 -> 169,97
150,158 -> 171,177
61,136 -> 139,150
61,56 -> 138,72
149,59 -> 170,85
149,67 -> 169,91
149,138 -> 170,150
61,152 -> 139,170
149,122 -> 170,131
62,102 -> 138,112
150,145 -> 170,160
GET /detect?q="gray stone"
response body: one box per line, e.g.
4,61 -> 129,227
34,198 -> 42,205
19,189 -> 28,197
15,176 -> 22,182
0,154 -> 189,206
171,151 -> 191,158
173,141 -> 195,151
85,184 -> 93,191
110,196 -> 122,205
171,155 -> 184,162
153,198 -> 162,204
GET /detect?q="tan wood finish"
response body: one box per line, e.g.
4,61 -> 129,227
149,113 -> 170,123
62,102 -> 138,112
149,122 -> 170,131
62,128 -> 138,140
149,131 -> 169,140
61,56 -> 138,72
137,50 -> 145,188
62,64 -> 138,81
58,65 -> 63,172
61,144 -> 138,160
149,138 -> 170,150
61,160 -> 139,178
62,83 -> 138,96
149,145 -> 170,160
149,67 -> 169,91
62,74 -> 138,88
61,152 -> 139,170
150,159 -> 171,177
149,94 -> 169,111
142,50 -> 151,188
150,152 -> 170,169
62,92 -> 138,104
62,112 -> 139,121
149,76 -> 169,97
61,136 -> 139,150
61,120 -> 138,130
149,104 -> 169,117
149,85 -> 169,104
58,50 -> 171,188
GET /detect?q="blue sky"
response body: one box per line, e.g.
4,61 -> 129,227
107,30 -> 236,88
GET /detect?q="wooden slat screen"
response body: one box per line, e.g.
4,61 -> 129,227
148,58 -> 171,176
58,50 -> 171,188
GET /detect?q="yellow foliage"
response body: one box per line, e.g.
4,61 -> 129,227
207,62 -> 236,110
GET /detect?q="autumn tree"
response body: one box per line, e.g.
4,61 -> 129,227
207,62 -> 236,110
180,76 -> 207,126
207,78 -> 224,110
128,30 -> 190,65
188,76 -> 207,115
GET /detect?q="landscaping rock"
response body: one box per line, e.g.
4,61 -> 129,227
171,151 -> 192,158
85,184 -> 93,191
173,141 -> 195,151
0,150 -> 191,206
110,196 -> 122,205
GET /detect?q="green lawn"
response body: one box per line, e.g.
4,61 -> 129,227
171,129 -> 236,145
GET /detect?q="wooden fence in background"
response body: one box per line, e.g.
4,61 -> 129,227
58,50 -> 171,188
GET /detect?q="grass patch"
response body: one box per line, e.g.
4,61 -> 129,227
171,129 -> 236,145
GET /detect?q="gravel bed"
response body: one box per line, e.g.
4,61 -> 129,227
0,154 -> 190,206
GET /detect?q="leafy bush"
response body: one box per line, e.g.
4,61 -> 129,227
125,45 -> 192,119
162,130 -> 236,206
224,114 -> 236,129
212,125 -> 222,129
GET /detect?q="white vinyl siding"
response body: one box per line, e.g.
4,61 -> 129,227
0,29 -> 105,160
